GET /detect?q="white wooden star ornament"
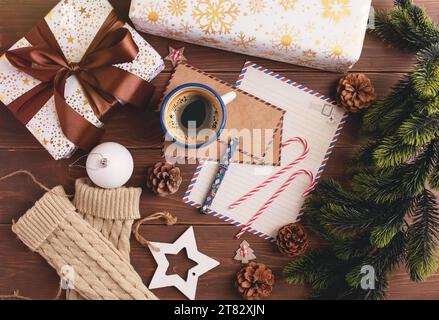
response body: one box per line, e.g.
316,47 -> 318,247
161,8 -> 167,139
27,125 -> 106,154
148,226 -> 220,300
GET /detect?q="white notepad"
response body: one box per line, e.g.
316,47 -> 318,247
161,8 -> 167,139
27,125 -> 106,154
184,62 -> 348,240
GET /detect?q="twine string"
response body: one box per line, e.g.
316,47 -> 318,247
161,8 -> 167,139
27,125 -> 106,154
0,285 -> 63,301
0,170 -> 71,300
0,170 -> 52,193
132,212 -> 178,252
0,170 -> 73,198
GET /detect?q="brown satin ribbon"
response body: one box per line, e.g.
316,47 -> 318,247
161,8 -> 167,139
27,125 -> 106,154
5,10 -> 155,151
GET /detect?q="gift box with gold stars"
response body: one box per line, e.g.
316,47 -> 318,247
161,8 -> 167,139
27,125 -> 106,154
0,0 -> 164,160
130,0 -> 371,72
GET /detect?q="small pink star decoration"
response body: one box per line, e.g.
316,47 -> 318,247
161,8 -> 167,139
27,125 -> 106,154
165,46 -> 187,67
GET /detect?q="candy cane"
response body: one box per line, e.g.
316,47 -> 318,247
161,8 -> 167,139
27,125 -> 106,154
241,245 -> 247,258
235,169 -> 316,239
229,137 -> 309,210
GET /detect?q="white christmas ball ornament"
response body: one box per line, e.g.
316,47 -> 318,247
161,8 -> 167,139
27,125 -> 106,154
86,142 -> 134,189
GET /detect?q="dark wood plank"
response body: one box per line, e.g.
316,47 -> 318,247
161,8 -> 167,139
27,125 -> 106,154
1,0 -> 438,301
0,224 -> 307,300
0,147 -> 353,224
1,224 -> 438,300
387,266 -> 439,300
0,72 -> 404,149
0,0 -> 438,73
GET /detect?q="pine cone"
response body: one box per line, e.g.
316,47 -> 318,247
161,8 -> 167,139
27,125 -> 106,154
276,223 -> 309,257
146,162 -> 182,197
336,73 -> 376,112
236,262 -> 274,300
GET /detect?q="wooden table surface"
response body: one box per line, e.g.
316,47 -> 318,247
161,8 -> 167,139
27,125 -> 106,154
1,0 -> 439,300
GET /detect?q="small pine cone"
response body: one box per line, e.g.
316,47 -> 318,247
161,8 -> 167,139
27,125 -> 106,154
336,73 -> 376,113
276,223 -> 309,257
236,262 -> 274,300
146,162 -> 182,197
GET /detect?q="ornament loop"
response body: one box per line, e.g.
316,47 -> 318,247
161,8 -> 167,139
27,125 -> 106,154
68,153 -> 106,171
100,157 -> 108,168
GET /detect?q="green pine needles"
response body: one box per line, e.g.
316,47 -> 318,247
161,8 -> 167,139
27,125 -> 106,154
284,0 -> 439,300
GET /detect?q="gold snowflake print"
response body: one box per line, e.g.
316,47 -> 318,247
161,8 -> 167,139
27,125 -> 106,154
322,0 -> 351,24
277,0 -> 297,11
143,3 -> 165,25
248,0 -> 265,14
328,43 -> 345,60
231,31 -> 256,48
271,25 -> 300,51
181,21 -> 194,33
167,0 -> 187,17
192,0 -> 240,35
303,49 -> 317,59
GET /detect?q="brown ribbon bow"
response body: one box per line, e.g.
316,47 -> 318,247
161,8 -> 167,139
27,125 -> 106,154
5,11 -> 155,151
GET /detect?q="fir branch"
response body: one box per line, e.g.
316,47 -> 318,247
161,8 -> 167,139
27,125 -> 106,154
304,180 -> 378,239
310,179 -> 361,207
284,0 -> 439,300
413,44 -> 439,99
309,264 -> 389,300
430,142 -> 439,189
406,190 -> 439,281
431,166 -> 439,190
363,76 -> 413,134
373,0 -> 439,52
370,213 -> 406,248
358,143 -> 437,203
284,248 -> 364,299
345,232 -> 405,289
284,249 -> 338,288
303,196 -> 338,243
333,236 -> 374,261
353,144 -> 378,168
373,136 -> 420,168
319,203 -> 376,239
398,113 -> 439,147
419,95 -> 439,116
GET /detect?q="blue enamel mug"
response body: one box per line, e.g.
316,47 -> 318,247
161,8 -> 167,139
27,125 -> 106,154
160,83 -> 236,148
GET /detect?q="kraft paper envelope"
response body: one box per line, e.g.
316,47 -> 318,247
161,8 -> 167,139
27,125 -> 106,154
161,64 -> 285,166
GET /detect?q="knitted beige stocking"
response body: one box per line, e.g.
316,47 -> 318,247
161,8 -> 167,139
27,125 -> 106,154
68,178 -> 142,300
74,178 -> 141,261
12,186 -> 157,300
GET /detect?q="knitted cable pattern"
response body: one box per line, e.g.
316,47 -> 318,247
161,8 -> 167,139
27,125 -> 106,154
68,178 -> 142,300
12,186 -> 157,300
74,178 -> 141,260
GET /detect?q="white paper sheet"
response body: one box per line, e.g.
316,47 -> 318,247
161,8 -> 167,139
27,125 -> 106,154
184,62 -> 348,240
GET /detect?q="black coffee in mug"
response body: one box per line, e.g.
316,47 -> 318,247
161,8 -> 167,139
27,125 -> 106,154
180,95 -> 210,129
161,83 -> 236,148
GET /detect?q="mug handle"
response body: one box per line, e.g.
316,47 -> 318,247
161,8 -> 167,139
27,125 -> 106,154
221,92 -> 237,106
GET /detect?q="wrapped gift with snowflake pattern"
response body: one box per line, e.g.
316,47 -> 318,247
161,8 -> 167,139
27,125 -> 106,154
130,0 -> 371,72
0,0 -> 164,160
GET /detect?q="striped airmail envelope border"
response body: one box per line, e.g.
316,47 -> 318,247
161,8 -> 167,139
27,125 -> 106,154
183,61 -> 349,241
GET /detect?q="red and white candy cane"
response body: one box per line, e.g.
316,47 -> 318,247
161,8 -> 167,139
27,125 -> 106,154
229,137 -> 310,210
235,169 -> 316,239
241,245 -> 247,258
